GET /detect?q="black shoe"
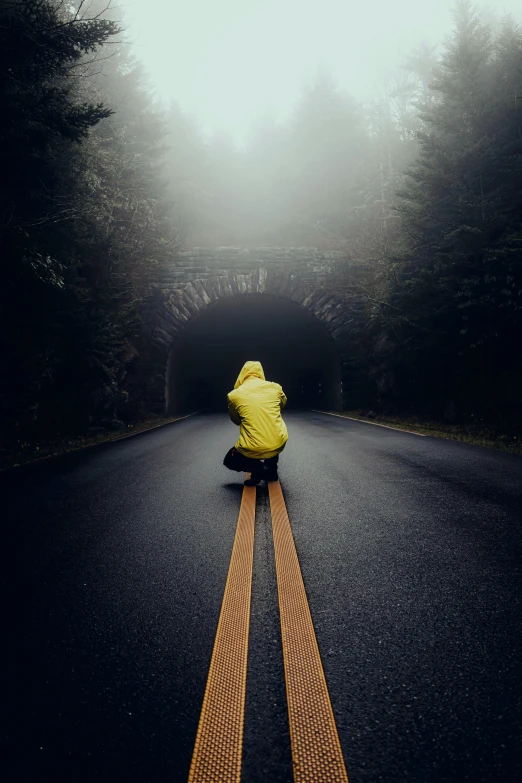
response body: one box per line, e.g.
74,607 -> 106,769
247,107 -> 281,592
264,471 -> 278,482
244,473 -> 263,486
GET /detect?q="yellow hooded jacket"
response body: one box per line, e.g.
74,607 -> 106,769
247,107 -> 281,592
227,361 -> 288,459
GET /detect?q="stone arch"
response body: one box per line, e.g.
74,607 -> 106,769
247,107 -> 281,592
152,267 -> 350,348
140,251 -> 364,413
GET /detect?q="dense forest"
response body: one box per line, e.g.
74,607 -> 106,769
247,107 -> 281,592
1,0 -> 521,452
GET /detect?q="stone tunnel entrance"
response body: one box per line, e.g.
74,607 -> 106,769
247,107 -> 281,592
167,294 -> 342,413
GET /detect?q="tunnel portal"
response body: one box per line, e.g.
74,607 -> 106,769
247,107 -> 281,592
167,294 -> 341,413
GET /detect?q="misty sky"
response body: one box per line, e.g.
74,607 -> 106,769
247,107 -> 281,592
124,0 -> 522,141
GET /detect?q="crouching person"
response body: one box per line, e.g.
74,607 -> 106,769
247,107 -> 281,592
224,361 -> 288,486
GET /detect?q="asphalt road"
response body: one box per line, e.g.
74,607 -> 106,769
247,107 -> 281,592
4,411 -> 522,782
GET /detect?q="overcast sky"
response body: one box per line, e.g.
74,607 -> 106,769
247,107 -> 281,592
123,0 -> 521,142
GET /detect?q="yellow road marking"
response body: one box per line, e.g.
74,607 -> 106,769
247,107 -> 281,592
189,475 -> 349,782
268,479 -> 349,783
188,480 -> 256,783
311,409 -> 427,436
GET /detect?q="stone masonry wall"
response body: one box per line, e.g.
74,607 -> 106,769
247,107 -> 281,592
137,248 -> 365,412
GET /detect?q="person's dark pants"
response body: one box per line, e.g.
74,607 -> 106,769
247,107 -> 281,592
223,448 -> 279,481
262,455 -> 279,480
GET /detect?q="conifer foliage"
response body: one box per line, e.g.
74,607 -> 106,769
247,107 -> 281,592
0,0 -> 175,439
387,1 -> 522,421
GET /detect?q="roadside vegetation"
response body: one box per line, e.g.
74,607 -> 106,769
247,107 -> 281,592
336,412 -> 522,455
0,413 -> 192,471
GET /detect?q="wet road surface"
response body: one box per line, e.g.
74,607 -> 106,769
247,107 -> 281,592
5,411 -> 522,782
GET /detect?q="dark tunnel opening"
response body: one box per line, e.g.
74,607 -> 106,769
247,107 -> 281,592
167,294 -> 342,413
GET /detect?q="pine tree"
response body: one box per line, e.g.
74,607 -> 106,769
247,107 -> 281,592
0,1 -> 177,437
0,0 -> 120,435
285,70 -> 366,245
389,1 -> 522,419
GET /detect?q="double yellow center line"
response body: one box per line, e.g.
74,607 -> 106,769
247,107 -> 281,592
187,484 -> 255,782
188,478 -> 349,783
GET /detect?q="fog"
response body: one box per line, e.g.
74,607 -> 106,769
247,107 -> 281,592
126,0 -> 522,142
110,0 -> 522,250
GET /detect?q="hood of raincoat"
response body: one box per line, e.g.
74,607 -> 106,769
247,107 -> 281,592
234,361 -> 265,389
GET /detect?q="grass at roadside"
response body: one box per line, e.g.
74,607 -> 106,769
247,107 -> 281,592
325,410 -> 522,455
0,413 -> 196,471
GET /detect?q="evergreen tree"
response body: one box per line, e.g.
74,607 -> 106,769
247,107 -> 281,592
62,45 -> 179,426
285,70 -> 367,245
389,1 -> 522,418
0,0 -> 119,434
0,1 -> 177,437
163,102 -> 212,245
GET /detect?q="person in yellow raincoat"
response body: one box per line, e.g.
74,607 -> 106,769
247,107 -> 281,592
224,361 -> 288,485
